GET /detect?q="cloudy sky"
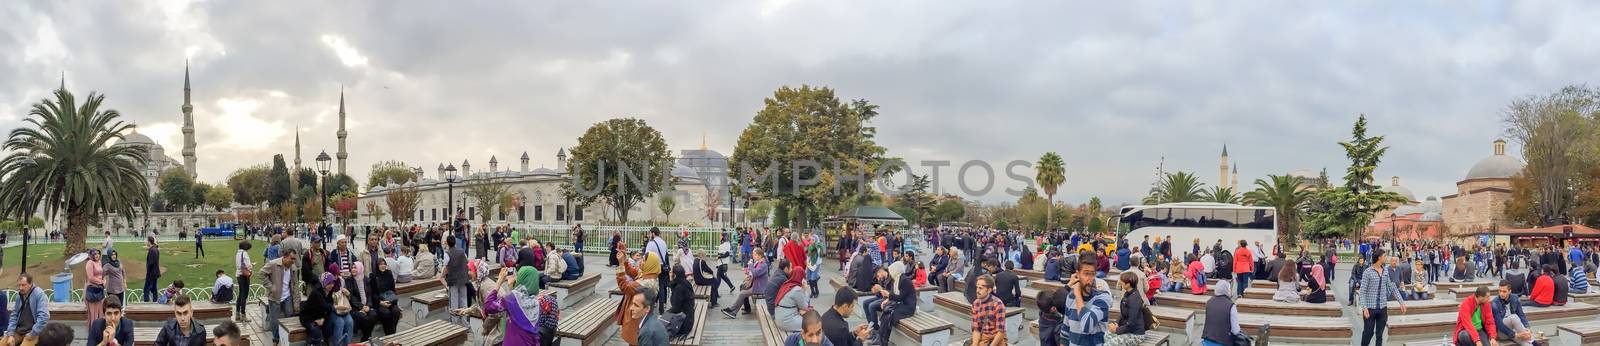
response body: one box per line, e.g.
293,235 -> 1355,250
3,1 -> 1598,205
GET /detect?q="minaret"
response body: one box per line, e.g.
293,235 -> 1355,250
336,87 -> 348,175
1493,139 -> 1507,156
181,62 -> 197,178
1230,163 -> 1239,189
1218,144 -> 1229,188
462,159 -> 472,176
489,156 -> 499,172
557,147 -> 568,169
437,163 -> 445,180
292,127 -> 302,186
520,152 -> 530,172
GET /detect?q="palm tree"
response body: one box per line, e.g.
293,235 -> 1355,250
1035,152 -> 1065,231
0,88 -> 150,256
1142,171 -> 1205,204
1244,174 -> 1312,250
1201,186 -> 1242,204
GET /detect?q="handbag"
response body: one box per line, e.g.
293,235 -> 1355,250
239,253 -> 254,278
85,284 -> 105,303
1141,304 -> 1159,329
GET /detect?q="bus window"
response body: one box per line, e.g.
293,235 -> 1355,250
1246,209 -> 1275,229
1212,209 -> 1243,228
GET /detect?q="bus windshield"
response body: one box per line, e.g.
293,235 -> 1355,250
1119,207 -> 1275,234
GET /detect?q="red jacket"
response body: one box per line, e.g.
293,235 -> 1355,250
1452,295 -> 1497,344
1531,275 -> 1555,305
1233,246 -> 1254,274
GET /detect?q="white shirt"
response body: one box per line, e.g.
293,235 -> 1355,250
1202,254 -> 1216,273
236,250 -> 254,276
213,275 -> 234,295
646,237 -> 669,261
717,242 -> 733,266
395,255 -> 415,276
279,259 -> 292,301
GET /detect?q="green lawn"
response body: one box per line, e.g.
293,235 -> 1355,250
0,239 -> 271,291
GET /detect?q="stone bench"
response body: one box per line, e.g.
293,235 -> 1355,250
1387,298 -> 1460,315
668,300 -> 710,346
132,327 -> 226,346
1234,313 -> 1352,340
555,298 -> 617,346
1153,292 -> 1342,317
608,285 -> 711,300
50,301 -> 232,322
1557,320 -> 1600,346
1029,280 -> 1065,292
1571,291 -> 1600,305
1030,321 -> 1170,346
1110,303 -> 1198,338
932,292 -> 1024,344
1388,302 -> 1600,338
892,313 -> 954,346
408,289 -> 449,326
550,272 -> 600,308
1014,269 -> 1044,281
753,298 -> 786,346
1434,280 -> 1492,294
276,317 -> 306,345
393,276 -> 444,295
374,319 -> 468,346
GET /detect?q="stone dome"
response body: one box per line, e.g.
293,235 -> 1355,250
1392,205 -> 1421,216
1465,140 -> 1524,180
1287,168 -> 1317,179
1420,211 -> 1442,222
1418,196 -> 1442,214
671,163 -> 699,179
119,131 -> 156,146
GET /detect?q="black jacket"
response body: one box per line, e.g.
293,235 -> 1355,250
849,254 -> 876,292
994,270 -> 1022,307
300,285 -> 333,327
822,308 -> 863,346
1115,290 -> 1148,335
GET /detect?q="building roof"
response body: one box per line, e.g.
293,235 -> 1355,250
1465,154 -> 1524,181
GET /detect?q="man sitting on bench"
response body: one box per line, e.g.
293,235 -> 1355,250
155,296 -> 208,345
785,310 -> 827,346
1451,287 -> 1497,346
211,270 -> 236,304
1492,285 -> 1535,346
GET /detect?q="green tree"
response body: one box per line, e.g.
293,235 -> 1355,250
158,168 -> 194,212
462,174 -> 514,224
226,164 -> 270,207
933,199 -> 965,224
563,118 -> 673,224
326,174 -> 358,197
294,168 -> 318,202
1303,115 -> 1408,239
385,185 -> 420,224
1244,174 -> 1312,248
896,174 -> 935,226
1501,85 -> 1600,226
773,203 -> 791,228
1035,152 -> 1066,230
747,200 -> 774,224
267,155 -> 292,209
1201,186 -> 1242,204
729,86 -> 892,229
367,160 -> 418,188
658,194 -> 677,223
205,186 -> 234,212
1142,171 -> 1206,204
191,182 -> 212,212
0,87 -> 150,255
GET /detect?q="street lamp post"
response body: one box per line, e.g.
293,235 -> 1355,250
316,150 -> 332,250
17,155 -> 35,274
445,163 -> 458,236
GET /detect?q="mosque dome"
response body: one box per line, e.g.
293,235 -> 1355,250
1465,139 -> 1524,181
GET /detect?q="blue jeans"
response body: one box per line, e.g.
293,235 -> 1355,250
1236,275 -> 1252,297
862,296 -> 884,326
331,313 -> 354,346
267,299 -> 293,343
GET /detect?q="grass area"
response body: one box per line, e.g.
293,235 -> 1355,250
0,239 -> 270,291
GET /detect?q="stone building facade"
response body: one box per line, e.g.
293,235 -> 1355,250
1441,139 -> 1522,236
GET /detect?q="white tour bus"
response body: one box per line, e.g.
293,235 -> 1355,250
1111,202 -> 1277,258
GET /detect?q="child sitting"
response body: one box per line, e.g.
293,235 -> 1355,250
156,280 -> 186,304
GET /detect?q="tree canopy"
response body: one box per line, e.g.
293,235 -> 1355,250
729,85 -> 892,229
563,118 -> 674,224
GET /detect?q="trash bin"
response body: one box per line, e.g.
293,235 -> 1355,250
50,272 -> 72,303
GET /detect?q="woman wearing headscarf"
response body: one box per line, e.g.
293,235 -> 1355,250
615,251 -> 662,343
346,262 -> 376,341
772,265 -> 809,332
300,272 -> 334,345
662,265 -> 696,337
484,266 -> 558,345
84,249 -> 106,330
1303,264 -> 1328,304
326,270 -> 356,346
104,250 -> 127,308
366,255 -> 402,337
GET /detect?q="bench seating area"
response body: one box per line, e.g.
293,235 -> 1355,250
1030,321 -> 1171,346
753,298 -> 785,346
133,327 -> 223,346
1571,291 -> 1600,305
1234,314 -> 1351,339
1109,303 -> 1197,338
827,276 -> 871,296
276,317 -> 306,345
892,314 -> 954,346
50,301 -> 232,321
393,276 -> 444,295
1557,320 -> 1600,346
1014,269 -> 1044,281
409,289 -> 449,326
668,300 -> 710,346
1387,302 -> 1600,338
1433,280 -> 1493,293
550,272 -> 601,308
374,319 -> 468,346
1154,292 -> 1342,317
555,298 -> 617,346
932,292 -> 1024,341
608,285 -> 712,300
1029,280 -> 1064,292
